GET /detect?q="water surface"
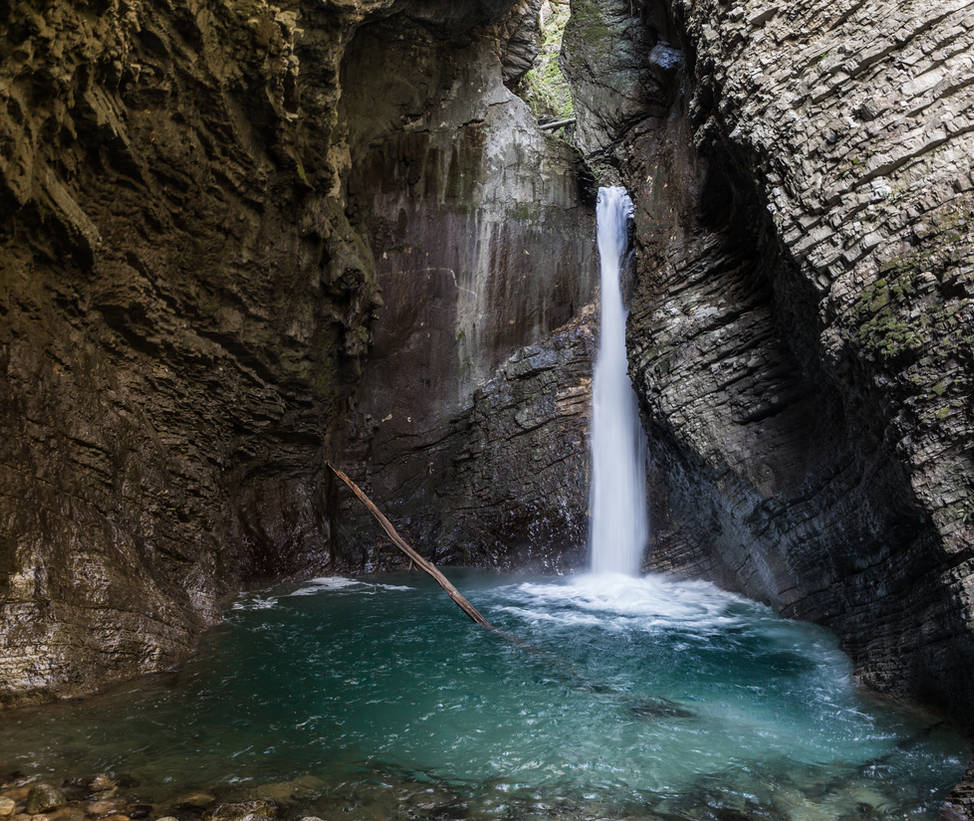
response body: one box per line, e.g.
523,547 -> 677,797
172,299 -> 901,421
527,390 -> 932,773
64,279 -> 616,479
0,571 -> 966,820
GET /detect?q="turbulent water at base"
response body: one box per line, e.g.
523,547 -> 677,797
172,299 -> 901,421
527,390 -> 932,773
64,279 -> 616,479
590,186 -> 649,576
0,571 -> 966,820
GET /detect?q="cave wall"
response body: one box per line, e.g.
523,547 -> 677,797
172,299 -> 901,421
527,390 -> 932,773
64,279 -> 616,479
563,0 -> 974,731
0,0 -> 598,702
5,0 -> 969,758
331,10 -> 597,569
0,0 -> 386,702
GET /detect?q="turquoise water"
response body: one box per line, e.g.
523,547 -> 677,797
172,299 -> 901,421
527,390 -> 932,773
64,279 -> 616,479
0,570 -> 967,819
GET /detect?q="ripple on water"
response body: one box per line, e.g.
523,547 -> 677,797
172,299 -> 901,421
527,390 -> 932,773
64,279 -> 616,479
0,570 -> 966,820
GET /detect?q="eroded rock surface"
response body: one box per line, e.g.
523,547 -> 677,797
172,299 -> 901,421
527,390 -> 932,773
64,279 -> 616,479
564,0 -> 974,734
331,10 -> 596,568
0,0 -> 595,701
0,0 -> 387,702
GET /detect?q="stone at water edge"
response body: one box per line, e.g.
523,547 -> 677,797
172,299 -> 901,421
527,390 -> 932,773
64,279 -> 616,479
64,774 -> 116,796
88,776 -> 116,796
87,798 -> 128,816
154,816 -> 179,821
298,816 -> 325,821
60,773 -> 116,803
25,785 -> 66,815
47,807 -> 85,821
173,794 -> 215,811
207,800 -> 277,821
0,798 -> 14,816
249,776 -> 325,804
95,813 -> 129,821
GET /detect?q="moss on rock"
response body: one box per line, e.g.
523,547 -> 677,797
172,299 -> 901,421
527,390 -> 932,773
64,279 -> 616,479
515,1 -> 574,123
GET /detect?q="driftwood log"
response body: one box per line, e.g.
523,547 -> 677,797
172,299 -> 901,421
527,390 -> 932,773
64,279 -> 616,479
328,463 -> 498,631
328,463 -> 699,720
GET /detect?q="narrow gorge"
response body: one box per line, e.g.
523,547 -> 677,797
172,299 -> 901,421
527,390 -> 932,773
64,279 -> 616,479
1,0 -> 973,815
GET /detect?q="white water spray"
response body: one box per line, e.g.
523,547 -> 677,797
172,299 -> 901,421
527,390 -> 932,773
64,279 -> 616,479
589,186 -> 649,576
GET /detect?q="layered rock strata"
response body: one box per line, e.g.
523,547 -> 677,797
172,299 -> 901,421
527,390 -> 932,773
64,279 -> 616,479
331,10 -> 597,568
337,309 -> 595,570
0,0 -> 596,702
0,0 -> 397,702
564,0 -> 974,737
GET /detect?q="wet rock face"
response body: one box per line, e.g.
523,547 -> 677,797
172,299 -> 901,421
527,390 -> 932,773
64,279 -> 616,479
565,0 -> 974,728
0,0 -> 371,702
331,10 -> 597,569
0,0 -> 594,701
560,0 -> 665,159
339,307 -> 595,571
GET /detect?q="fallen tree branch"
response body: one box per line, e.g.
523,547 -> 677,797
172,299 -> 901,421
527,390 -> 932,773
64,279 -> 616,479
538,117 -> 576,131
328,463 -> 498,631
328,464 -> 699,720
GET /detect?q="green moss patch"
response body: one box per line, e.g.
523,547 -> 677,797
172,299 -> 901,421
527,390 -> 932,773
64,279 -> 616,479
515,2 -> 574,124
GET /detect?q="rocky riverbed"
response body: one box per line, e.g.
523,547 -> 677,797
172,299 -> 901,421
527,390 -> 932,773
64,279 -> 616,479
0,772 -> 333,821
1,757 -> 966,821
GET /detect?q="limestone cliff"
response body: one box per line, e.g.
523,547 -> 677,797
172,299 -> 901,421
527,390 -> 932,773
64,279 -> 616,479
1,0 -> 378,702
0,0 -> 596,702
331,10 -> 596,569
564,0 -> 974,740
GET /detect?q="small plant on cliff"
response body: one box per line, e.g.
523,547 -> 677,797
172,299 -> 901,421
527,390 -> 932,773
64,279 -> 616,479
515,1 -> 575,125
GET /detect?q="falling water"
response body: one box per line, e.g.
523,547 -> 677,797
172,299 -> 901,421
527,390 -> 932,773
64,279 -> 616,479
590,186 -> 649,576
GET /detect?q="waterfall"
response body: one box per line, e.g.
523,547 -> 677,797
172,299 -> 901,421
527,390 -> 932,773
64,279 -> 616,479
589,186 -> 649,576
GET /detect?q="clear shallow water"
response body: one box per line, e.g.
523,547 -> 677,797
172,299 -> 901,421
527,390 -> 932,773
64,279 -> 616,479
0,571 -> 966,820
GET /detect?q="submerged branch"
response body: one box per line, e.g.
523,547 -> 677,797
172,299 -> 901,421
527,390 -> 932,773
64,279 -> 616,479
327,463 -> 498,631
327,464 -> 696,723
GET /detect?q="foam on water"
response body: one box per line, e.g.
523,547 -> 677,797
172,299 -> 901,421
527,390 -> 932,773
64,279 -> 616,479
233,577 -> 415,609
0,570 -> 965,820
231,595 -> 280,611
508,572 -> 749,625
289,576 -> 362,595
290,579 -> 414,595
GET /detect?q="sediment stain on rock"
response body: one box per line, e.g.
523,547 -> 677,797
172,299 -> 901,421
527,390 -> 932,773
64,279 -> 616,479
331,7 -> 597,570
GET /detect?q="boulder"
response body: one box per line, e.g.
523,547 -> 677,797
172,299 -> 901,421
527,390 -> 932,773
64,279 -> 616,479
24,786 -> 65,815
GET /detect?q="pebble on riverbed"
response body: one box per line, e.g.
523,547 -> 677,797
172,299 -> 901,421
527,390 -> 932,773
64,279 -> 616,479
0,773 -> 135,821
172,794 -> 215,812
25,785 -> 67,815
86,798 -> 128,816
207,800 -> 276,821
248,777 -> 324,805
50,809 -> 85,821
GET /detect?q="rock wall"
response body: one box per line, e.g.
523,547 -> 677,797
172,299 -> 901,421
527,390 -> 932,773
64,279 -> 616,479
0,0 -> 597,702
0,0 -> 395,702
330,9 -> 597,569
564,0 -> 974,735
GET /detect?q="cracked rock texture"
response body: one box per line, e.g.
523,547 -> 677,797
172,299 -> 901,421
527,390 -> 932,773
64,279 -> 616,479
0,0 -> 596,701
0,0 -> 389,703
564,0 -> 974,750
331,8 -> 597,569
